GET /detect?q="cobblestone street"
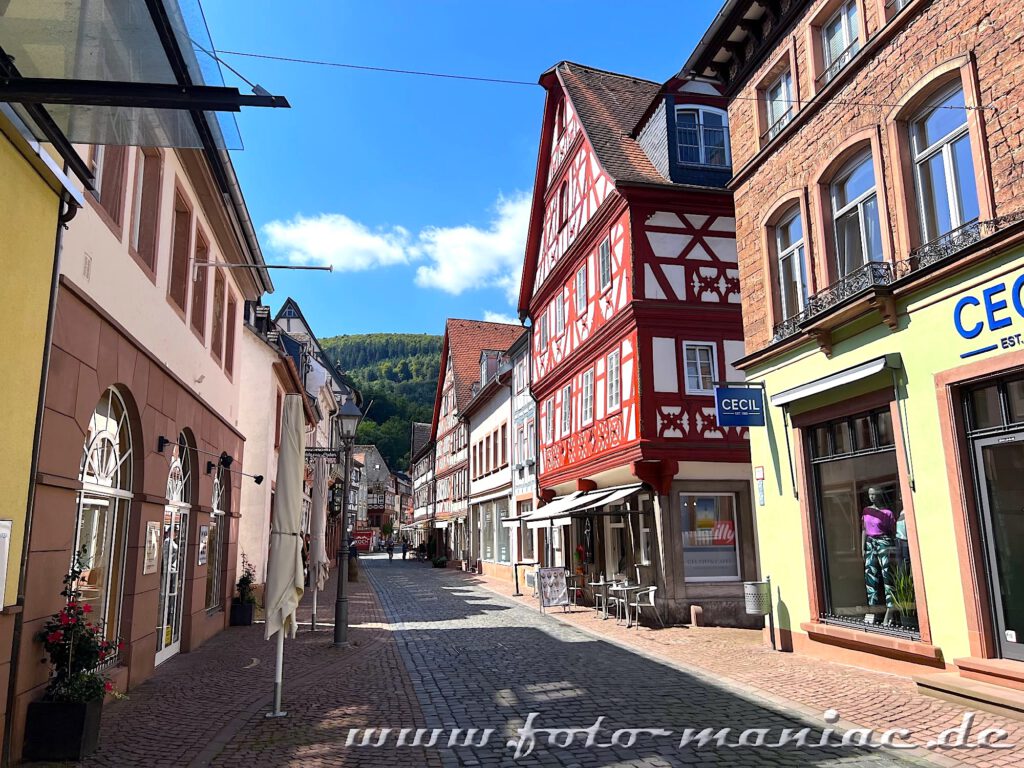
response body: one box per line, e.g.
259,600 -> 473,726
73,556 -> 1024,767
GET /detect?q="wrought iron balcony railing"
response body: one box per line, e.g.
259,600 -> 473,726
895,212 -> 1024,277
773,261 -> 893,342
817,40 -> 861,87
761,107 -> 793,143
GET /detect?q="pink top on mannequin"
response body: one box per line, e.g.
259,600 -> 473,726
862,506 -> 895,537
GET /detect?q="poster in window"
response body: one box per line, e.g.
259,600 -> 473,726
198,524 -> 209,566
143,521 -> 160,575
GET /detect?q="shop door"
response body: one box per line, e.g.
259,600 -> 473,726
974,433 -> 1024,661
155,504 -> 190,665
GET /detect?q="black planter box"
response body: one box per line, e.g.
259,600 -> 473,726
230,601 -> 254,626
23,697 -> 102,762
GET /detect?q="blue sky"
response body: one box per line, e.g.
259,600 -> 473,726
201,1 -> 721,336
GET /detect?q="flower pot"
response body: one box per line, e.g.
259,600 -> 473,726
23,697 -> 102,762
229,601 -> 254,626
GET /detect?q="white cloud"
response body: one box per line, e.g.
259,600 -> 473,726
483,311 -> 519,325
264,193 -> 531,308
413,193 -> 531,300
263,213 -> 411,272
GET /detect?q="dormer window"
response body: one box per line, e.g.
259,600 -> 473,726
675,106 -> 730,167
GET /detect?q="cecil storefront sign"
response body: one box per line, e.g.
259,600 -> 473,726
714,386 -> 765,427
954,272 -> 1024,358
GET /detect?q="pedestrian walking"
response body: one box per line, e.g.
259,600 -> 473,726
387,538 -> 394,561
401,539 -> 408,560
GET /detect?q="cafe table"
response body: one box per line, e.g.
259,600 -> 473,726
587,577 -> 612,619
608,582 -> 644,627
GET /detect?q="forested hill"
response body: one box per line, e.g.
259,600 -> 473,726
319,333 -> 443,471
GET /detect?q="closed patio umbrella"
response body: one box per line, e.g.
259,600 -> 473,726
264,394 -> 305,716
308,455 -> 330,628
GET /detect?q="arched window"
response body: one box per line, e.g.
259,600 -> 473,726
775,207 -> 809,320
74,387 -> 133,647
205,466 -> 228,610
830,150 -> 882,276
910,85 -> 979,243
156,433 -> 192,663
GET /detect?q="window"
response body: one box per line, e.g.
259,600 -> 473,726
807,409 -> 916,635
519,503 -> 535,561
561,384 -> 572,435
515,358 -> 527,393
539,311 -> 549,349
681,493 -> 739,581
501,424 -> 507,466
481,502 -> 495,560
168,192 -> 191,312
190,232 -> 209,338
496,499 -> 511,564
675,106 -> 730,166
820,0 -> 860,85
910,85 -> 979,244
130,148 -> 161,269
581,370 -> 594,424
684,342 -> 717,395
91,145 -> 128,228
205,466 -> 227,610
73,388 -> 133,650
638,512 -> 653,565
765,71 -> 794,140
211,269 -> 226,361
225,294 -> 237,376
831,151 -> 883,277
598,237 -> 612,291
607,350 -> 621,411
544,400 -> 554,444
274,391 -> 283,448
575,265 -> 588,314
559,181 -> 569,228
554,295 -> 565,336
526,420 -> 535,460
776,208 -> 808,320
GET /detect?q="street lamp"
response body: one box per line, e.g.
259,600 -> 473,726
334,397 -> 363,648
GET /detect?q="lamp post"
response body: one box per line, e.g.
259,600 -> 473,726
334,398 -> 362,648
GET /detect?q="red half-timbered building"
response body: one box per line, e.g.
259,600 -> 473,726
519,62 -> 757,625
429,319 -> 524,561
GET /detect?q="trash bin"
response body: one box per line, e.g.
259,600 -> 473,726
744,580 -> 771,616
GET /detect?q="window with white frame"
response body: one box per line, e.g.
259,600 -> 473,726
526,420 -> 535,460
675,106 -> 730,166
776,208 -> 808,320
765,71 -> 793,140
205,466 -> 227,610
831,151 -> 883,277
820,0 -> 860,85
607,350 -> 621,411
544,399 -> 554,444
910,85 -> 979,244
539,311 -> 549,349
561,384 -> 572,436
638,513 -> 653,565
581,369 -> 594,424
559,182 -> 569,228
554,295 -> 565,336
598,237 -> 612,291
575,264 -> 588,314
683,342 -> 717,395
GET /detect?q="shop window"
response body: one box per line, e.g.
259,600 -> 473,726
205,466 -> 227,611
681,493 -> 739,581
496,499 -> 511,563
190,231 -> 209,339
520,507 -> 535,561
638,513 -> 653,566
910,85 -> 979,245
830,151 -> 883,277
129,148 -> 161,270
605,513 -> 627,577
74,388 -> 133,653
808,409 -> 918,635
481,502 -> 495,561
683,342 -> 717,395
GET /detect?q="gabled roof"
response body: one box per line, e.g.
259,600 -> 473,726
430,319 -> 525,439
410,421 -> 432,460
273,296 -> 361,405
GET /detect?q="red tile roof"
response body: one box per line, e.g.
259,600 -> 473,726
445,319 -> 525,411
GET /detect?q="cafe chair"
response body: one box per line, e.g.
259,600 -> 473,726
632,586 -> 664,630
564,569 -> 584,606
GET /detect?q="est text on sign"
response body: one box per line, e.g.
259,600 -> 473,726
714,386 -> 765,427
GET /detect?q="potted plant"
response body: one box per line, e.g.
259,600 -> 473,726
230,554 -> 257,626
24,561 -> 121,762
886,562 -> 917,629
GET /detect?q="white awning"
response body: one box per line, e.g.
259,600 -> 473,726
769,354 -> 902,407
525,483 -> 644,525
469,487 -> 513,505
506,491 -> 585,523
527,515 -> 571,529
575,483 -> 644,514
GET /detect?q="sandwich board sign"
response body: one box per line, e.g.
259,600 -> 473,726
537,567 -> 569,613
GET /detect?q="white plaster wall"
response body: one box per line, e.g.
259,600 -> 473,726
468,385 -> 512,499
60,147 -> 250,427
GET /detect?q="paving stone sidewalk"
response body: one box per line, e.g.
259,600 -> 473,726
461,568 -> 1024,768
77,557 -> 441,768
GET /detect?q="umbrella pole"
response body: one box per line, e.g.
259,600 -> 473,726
311,586 -> 317,632
266,630 -> 287,718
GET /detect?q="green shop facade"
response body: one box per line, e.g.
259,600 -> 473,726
740,227 -> 1024,707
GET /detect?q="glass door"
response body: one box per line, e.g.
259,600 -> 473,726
973,433 -> 1024,661
155,504 -> 189,665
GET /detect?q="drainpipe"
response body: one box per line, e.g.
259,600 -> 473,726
4,188 -> 77,765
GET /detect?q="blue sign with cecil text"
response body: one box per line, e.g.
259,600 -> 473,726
714,387 -> 765,427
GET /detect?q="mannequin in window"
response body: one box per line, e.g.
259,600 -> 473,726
862,486 -> 896,619
895,510 -> 910,568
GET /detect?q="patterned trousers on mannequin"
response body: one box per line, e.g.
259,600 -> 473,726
864,535 -> 895,607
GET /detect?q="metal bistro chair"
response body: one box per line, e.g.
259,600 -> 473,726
592,576 -> 614,619
632,585 -> 665,630
563,570 -> 584,607
602,578 -> 627,622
